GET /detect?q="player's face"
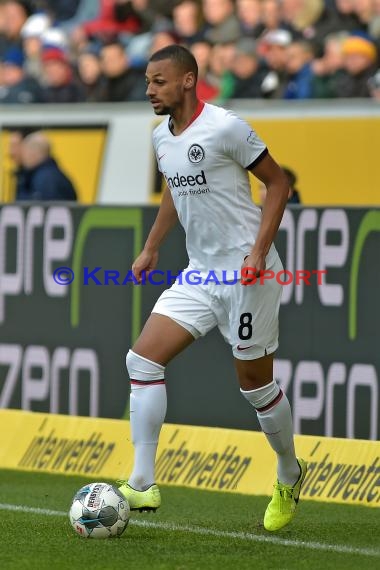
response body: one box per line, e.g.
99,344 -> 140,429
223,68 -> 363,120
145,59 -> 193,115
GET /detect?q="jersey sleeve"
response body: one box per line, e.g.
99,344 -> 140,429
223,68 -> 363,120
220,111 -> 267,169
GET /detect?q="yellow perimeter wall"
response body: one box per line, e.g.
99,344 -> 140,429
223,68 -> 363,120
248,116 -> 380,206
1,409 -> 379,508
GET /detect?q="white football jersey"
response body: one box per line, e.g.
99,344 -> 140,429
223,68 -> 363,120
153,102 -> 278,275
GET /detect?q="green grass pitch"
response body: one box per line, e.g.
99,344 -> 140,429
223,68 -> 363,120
0,470 -> 379,570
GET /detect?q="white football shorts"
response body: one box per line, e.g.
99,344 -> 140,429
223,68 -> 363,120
152,254 -> 283,360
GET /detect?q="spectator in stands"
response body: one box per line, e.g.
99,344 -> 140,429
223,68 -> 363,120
354,0 -> 375,31
210,39 -> 237,76
172,0 -> 205,45
75,0 -> 142,46
58,0 -> 99,34
283,39 -> 315,99
40,47 -> 85,102
190,40 -> 219,101
369,0 -> 380,40
368,68 -> 380,99
9,128 -> 26,168
283,166 -> 301,203
17,131 -> 77,201
0,0 -> 379,105
0,46 -> 44,102
332,0 -> 364,33
100,40 -> 146,101
149,0 -> 177,20
202,0 -> 241,45
259,165 -> 301,205
41,26 -> 69,51
279,0 -> 299,24
229,37 -> 270,98
129,8 -> 178,67
281,0 -> 340,55
237,0 -> 289,41
207,41 -> 236,102
0,3 -> 8,55
39,1 -> 81,24
129,0 -> 157,34
261,0 -> 288,33
7,127 -> 37,200
236,0 -> 262,38
311,31 -> 347,97
2,0 -> 32,53
77,44 -> 108,102
334,34 -> 378,97
260,28 -> 292,98
149,29 -> 180,54
114,0 -> 148,40
20,13 -> 51,80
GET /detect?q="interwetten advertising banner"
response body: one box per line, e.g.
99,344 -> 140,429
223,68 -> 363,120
1,409 -> 379,507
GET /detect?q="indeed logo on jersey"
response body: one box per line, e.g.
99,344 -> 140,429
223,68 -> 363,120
165,170 -> 210,196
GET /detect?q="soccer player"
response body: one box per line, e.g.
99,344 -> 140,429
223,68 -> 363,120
118,44 -> 307,532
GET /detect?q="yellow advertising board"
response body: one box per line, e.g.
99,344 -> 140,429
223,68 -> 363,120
248,116 -> 380,206
1,409 -> 379,508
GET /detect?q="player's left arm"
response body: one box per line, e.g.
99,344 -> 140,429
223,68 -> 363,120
245,153 -> 289,275
219,113 -> 289,275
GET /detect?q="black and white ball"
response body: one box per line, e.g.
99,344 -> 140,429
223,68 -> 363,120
69,482 -> 130,538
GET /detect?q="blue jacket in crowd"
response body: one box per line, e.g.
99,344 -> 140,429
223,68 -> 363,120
16,157 -> 77,201
283,63 -> 314,100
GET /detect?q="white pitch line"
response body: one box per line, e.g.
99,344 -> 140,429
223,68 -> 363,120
130,519 -> 380,558
0,502 -> 379,559
0,503 -> 65,517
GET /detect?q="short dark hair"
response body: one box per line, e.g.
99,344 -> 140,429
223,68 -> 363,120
149,45 -> 198,80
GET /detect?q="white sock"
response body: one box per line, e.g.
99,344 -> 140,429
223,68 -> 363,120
128,383 -> 167,490
241,381 -> 300,485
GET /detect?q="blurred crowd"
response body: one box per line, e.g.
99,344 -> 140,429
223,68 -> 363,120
0,0 -> 380,104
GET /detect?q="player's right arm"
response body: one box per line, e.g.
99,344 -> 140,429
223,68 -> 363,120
132,186 -> 178,283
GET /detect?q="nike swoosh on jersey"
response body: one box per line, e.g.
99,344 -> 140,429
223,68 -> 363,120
237,345 -> 254,351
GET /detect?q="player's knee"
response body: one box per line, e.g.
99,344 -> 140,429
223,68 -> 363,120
126,349 -> 165,382
240,380 -> 280,410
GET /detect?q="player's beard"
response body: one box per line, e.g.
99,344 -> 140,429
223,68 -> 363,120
153,105 -> 171,116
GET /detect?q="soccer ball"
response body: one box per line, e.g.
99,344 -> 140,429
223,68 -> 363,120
69,482 -> 130,538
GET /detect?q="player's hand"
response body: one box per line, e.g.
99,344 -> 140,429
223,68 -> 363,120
241,251 -> 266,286
132,249 -> 159,283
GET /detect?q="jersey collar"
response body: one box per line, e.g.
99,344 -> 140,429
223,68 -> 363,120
169,100 -> 205,135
